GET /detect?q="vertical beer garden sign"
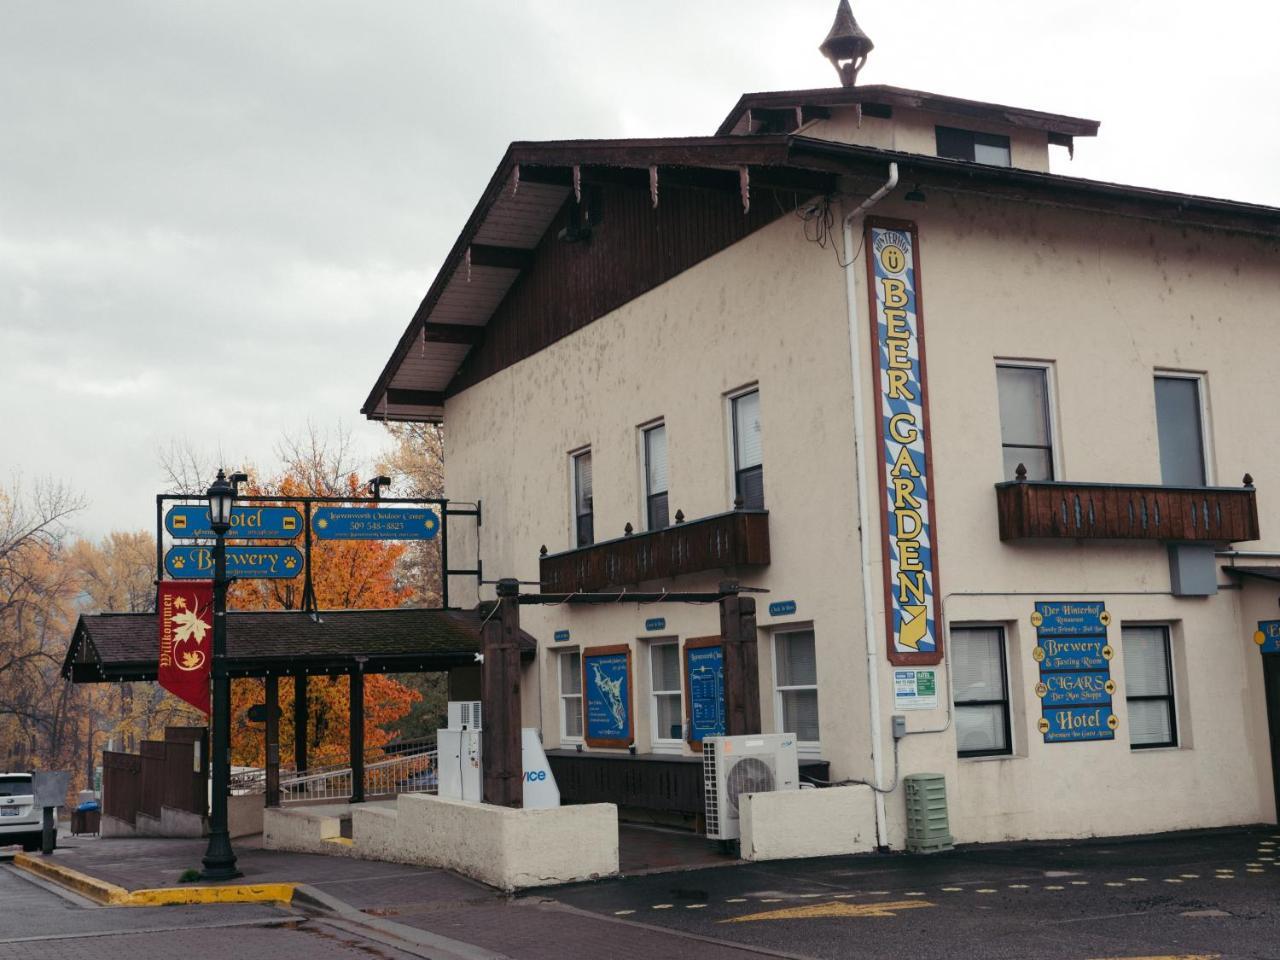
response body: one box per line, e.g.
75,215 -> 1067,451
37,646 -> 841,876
865,219 -> 943,666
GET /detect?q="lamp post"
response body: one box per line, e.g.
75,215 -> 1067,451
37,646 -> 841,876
200,468 -> 241,880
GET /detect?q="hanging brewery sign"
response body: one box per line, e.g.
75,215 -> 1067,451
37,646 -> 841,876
866,219 -> 943,666
312,507 -> 439,540
164,545 -> 303,579
165,505 -> 302,540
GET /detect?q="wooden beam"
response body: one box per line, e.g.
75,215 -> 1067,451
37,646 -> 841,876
468,244 -> 534,269
424,323 -> 485,345
720,583 -> 761,736
386,388 -> 445,408
481,579 -> 523,808
349,669 -> 365,803
293,676 -> 308,773
264,675 -> 280,808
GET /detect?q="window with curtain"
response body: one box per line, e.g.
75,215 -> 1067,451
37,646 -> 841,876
952,626 -> 1011,757
1154,376 -> 1207,486
1123,625 -> 1177,749
559,650 -> 583,741
572,450 -> 593,547
774,630 -> 819,744
936,126 -> 1012,166
649,642 -> 682,746
644,423 -> 669,531
996,364 -> 1054,481
732,389 -> 764,509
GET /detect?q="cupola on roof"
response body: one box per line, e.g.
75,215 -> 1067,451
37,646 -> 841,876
819,0 -> 875,86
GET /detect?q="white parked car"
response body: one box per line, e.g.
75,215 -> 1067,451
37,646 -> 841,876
0,773 -> 45,851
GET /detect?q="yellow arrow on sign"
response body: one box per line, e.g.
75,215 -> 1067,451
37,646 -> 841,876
723,899 -> 935,923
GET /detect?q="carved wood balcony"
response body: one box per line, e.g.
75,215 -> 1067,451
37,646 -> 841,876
539,509 -> 770,593
995,476 -> 1259,543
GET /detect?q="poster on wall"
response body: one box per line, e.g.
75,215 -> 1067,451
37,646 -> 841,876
1032,601 -> 1117,743
893,668 -> 938,710
582,645 -> 633,748
683,637 -> 726,749
865,218 -> 943,666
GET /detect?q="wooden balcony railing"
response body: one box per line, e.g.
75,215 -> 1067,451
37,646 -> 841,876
996,474 -> 1259,542
539,509 -> 770,593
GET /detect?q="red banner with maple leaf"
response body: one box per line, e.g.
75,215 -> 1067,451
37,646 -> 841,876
158,580 -> 213,714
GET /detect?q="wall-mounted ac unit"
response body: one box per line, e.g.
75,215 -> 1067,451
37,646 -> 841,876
447,700 -> 482,731
703,734 -> 799,841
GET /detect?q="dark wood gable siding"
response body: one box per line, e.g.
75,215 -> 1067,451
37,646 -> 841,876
447,179 -> 798,395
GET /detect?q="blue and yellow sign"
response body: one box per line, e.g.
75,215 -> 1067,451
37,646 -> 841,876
1033,599 -> 1115,743
867,220 -> 941,666
1255,620 -> 1280,653
165,505 -> 302,540
312,507 -> 439,541
165,545 -> 303,580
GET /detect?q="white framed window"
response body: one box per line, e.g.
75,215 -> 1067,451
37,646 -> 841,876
648,640 -> 682,749
1154,373 -> 1211,486
773,628 -> 819,747
642,422 -> 669,531
730,387 -> 764,509
952,625 -> 1012,758
558,649 -> 583,742
996,362 -> 1057,481
571,448 -> 593,547
1123,624 -> 1177,749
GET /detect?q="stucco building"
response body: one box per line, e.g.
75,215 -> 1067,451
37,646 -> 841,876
364,3 -> 1280,849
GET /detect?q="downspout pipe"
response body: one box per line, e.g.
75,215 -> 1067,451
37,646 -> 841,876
842,162 -> 899,849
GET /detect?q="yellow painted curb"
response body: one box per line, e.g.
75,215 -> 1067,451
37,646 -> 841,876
325,837 -> 354,847
14,853 -> 294,907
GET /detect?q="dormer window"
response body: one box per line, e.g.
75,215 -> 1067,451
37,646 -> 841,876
936,126 -> 1011,167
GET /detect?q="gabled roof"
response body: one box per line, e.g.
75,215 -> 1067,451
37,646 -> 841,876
716,84 -> 1101,145
63,607 -> 536,683
363,134 -> 1280,425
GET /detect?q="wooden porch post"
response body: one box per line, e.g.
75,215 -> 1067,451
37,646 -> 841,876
481,579 -> 523,807
349,667 -> 365,803
264,675 -> 280,808
720,580 -> 761,736
293,675 -> 308,773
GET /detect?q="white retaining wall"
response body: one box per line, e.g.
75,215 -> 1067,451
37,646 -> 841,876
740,786 -> 877,861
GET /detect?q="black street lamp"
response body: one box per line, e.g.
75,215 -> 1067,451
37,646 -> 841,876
200,468 -> 241,881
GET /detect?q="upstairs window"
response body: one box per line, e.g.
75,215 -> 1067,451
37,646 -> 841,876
732,389 -> 764,509
643,422 -> 669,531
1154,375 -> 1207,486
572,449 -> 593,547
996,363 -> 1055,481
936,126 -> 1011,167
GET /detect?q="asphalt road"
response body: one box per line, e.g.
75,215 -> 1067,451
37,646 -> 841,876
546,826 -> 1280,960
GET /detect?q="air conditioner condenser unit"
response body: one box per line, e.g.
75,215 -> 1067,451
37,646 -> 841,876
703,733 -> 799,841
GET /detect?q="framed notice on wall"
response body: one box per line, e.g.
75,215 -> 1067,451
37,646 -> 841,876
683,636 -> 726,751
582,645 -> 633,748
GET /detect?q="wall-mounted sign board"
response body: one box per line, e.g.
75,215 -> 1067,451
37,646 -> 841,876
768,600 -> 797,617
582,645 -> 633,748
644,618 -> 666,632
165,545 -> 303,580
893,668 -> 938,711
1032,600 -> 1115,744
312,507 -> 439,541
1255,620 -> 1280,653
554,629 -> 571,643
683,637 -> 725,749
165,505 -> 302,540
866,219 -> 943,667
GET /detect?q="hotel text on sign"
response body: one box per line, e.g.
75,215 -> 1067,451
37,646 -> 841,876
866,220 -> 942,666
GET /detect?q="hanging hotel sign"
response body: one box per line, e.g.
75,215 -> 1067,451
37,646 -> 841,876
312,507 -> 439,540
164,545 -> 303,579
165,505 -> 302,540
866,219 -> 942,666
1254,620 -> 1280,653
1032,601 -> 1117,743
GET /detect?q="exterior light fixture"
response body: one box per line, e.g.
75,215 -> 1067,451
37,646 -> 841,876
905,185 -> 927,203
206,469 -> 235,531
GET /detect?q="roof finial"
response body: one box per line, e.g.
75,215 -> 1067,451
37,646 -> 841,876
819,0 -> 874,87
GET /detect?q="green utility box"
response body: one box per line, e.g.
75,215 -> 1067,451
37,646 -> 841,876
903,773 -> 954,854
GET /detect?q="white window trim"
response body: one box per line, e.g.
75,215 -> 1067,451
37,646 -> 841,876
994,358 -> 1062,481
637,417 -> 666,532
557,647 -> 584,745
771,624 -> 820,755
647,637 -> 683,753
1153,370 -> 1215,485
1120,620 -> 1181,752
568,445 -> 591,550
725,383 -> 760,509
949,621 -> 1016,762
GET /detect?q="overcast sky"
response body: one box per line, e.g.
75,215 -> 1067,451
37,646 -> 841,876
3,1 -> 1277,539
